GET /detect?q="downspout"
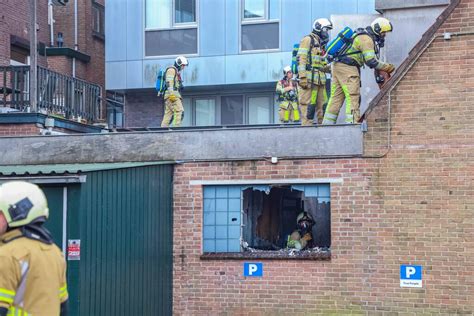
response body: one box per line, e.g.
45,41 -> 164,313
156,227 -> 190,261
73,0 -> 78,77
49,0 -> 54,46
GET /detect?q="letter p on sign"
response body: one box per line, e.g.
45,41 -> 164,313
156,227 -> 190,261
244,263 -> 263,277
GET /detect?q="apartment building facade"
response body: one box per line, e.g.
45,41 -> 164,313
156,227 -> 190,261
106,0 -> 379,128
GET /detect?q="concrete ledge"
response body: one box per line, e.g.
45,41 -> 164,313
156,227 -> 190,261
376,0 -> 450,10
0,125 -> 363,165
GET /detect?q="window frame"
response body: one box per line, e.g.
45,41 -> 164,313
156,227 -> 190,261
245,93 -> 274,125
241,0 -> 268,22
91,0 -> 105,40
200,181 -> 333,258
239,0 -> 280,53
181,91 -> 277,127
144,0 -> 199,58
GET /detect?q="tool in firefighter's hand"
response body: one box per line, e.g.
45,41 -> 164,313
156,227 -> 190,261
287,89 -> 297,101
375,70 -> 391,89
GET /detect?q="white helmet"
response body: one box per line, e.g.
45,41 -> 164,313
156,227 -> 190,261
312,18 -> 333,33
283,65 -> 292,75
0,181 -> 49,228
175,56 -> 189,69
370,17 -> 393,36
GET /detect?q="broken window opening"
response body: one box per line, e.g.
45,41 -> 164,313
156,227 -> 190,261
202,184 -> 331,258
242,185 -> 330,254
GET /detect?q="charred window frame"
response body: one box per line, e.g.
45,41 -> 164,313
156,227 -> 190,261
202,184 -> 331,259
92,1 -> 105,40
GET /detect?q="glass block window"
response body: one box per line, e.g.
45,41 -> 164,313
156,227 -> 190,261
203,186 -> 242,253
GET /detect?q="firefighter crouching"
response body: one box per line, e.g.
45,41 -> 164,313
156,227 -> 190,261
276,66 -> 300,123
0,181 -> 68,316
287,212 -> 315,250
323,17 -> 396,124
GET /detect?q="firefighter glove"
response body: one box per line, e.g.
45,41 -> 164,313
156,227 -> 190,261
385,63 -> 395,74
168,94 -> 178,102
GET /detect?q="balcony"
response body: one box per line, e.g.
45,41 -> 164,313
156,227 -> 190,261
0,65 -> 101,123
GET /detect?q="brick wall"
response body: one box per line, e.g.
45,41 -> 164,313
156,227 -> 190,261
0,123 -> 40,136
0,0 -> 49,66
52,0 -> 105,84
172,0 -> 474,314
52,0 -> 105,118
124,90 -> 164,128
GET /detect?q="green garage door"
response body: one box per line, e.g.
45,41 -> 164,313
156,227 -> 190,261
42,186 -> 66,250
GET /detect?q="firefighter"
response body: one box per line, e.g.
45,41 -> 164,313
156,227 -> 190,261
160,56 -> 189,127
276,66 -> 300,123
287,212 -> 315,250
322,17 -> 396,124
297,18 -> 333,125
0,181 -> 68,316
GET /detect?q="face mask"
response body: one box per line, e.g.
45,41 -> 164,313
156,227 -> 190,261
320,30 -> 329,45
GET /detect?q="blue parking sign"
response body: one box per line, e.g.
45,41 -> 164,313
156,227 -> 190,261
400,265 -> 422,288
244,263 -> 263,277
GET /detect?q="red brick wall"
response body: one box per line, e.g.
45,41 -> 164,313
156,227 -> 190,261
0,0 -> 49,66
124,90 -> 164,127
52,0 -> 105,89
0,123 -> 40,136
172,0 -> 474,314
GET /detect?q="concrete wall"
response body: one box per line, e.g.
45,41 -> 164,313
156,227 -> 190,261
106,0 -> 377,90
0,125 -> 363,164
171,0 -> 474,314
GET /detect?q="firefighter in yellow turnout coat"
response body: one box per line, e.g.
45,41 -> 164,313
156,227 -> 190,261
297,18 -> 333,125
161,56 -> 189,127
323,18 -> 396,124
0,181 -> 68,316
276,66 -> 300,123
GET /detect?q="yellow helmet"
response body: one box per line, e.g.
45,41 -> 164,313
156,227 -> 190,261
0,181 -> 49,228
371,17 -> 393,36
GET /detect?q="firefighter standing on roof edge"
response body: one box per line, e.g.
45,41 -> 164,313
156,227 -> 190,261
0,181 -> 68,316
297,18 -> 333,126
276,66 -> 300,123
322,17 -> 396,125
161,56 -> 189,127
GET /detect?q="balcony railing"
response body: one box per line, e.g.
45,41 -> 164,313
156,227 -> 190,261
0,65 -> 101,122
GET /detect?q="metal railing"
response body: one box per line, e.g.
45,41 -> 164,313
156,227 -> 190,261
0,65 -> 101,122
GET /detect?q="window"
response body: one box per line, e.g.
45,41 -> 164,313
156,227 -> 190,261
241,0 -> 279,52
106,92 -> 124,128
145,29 -> 198,56
195,99 -> 216,126
248,96 -> 271,124
243,0 -> 265,19
221,95 -> 243,125
174,0 -> 196,24
181,97 -> 216,126
202,184 -> 331,256
145,0 -> 198,56
179,93 -> 276,127
92,1 -> 105,39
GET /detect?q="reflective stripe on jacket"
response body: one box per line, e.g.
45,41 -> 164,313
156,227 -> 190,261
297,34 -> 329,85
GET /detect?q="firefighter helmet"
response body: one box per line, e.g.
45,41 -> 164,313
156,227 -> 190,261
283,65 -> 292,75
297,211 -> 314,224
312,18 -> 333,33
370,17 -> 393,36
175,56 -> 189,69
0,181 -> 49,228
